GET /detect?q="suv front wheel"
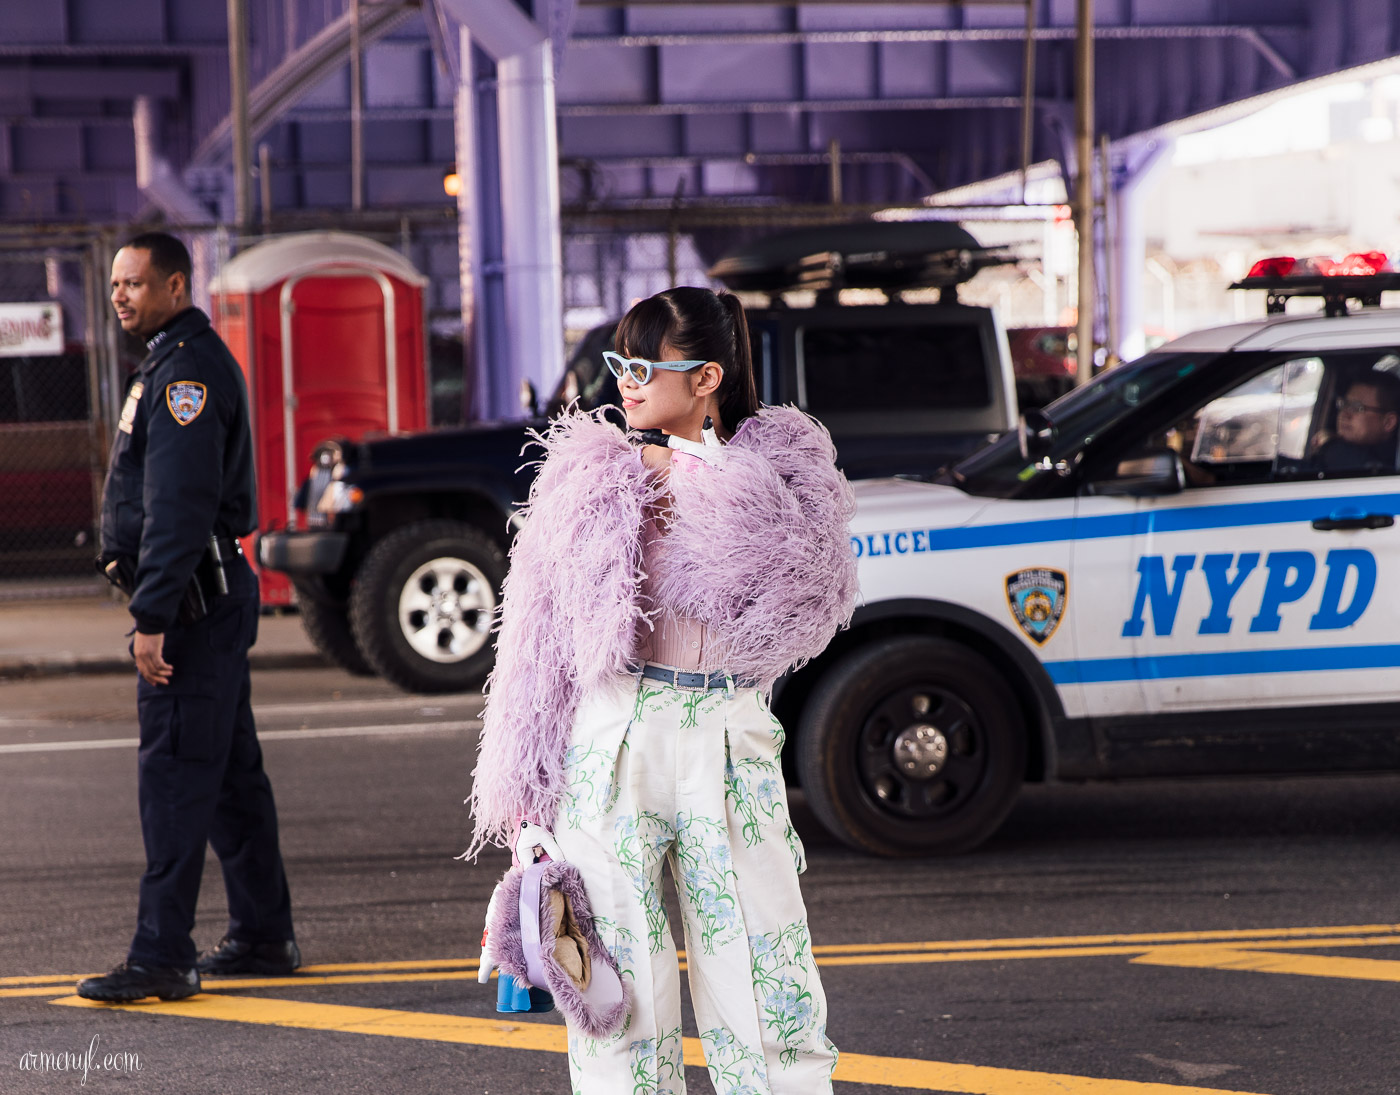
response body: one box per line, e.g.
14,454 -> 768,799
796,635 -> 1025,856
349,520 -> 506,693
296,589 -> 375,676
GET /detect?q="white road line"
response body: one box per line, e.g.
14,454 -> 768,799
0,720 -> 482,755
0,696 -> 482,730
252,698 -> 481,718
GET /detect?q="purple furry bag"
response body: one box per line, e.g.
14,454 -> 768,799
484,857 -> 629,1039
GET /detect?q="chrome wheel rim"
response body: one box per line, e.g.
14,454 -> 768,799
396,556 -> 495,664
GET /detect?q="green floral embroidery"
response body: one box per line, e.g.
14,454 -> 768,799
819,1025 -> 839,1080
700,1027 -> 770,1094
723,755 -> 784,848
677,687 -> 724,729
614,811 -> 673,954
749,921 -> 822,1068
674,811 -> 743,954
628,1027 -> 685,1095
632,682 -> 681,721
561,740 -> 623,828
567,1032 -> 585,1095
758,692 -> 787,748
784,821 -> 807,875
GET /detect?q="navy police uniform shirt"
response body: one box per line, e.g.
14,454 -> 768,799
99,307 -> 257,635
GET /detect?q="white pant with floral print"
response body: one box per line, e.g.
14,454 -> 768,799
552,673 -> 838,1095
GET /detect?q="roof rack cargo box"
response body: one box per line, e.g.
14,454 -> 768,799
708,221 -> 1014,294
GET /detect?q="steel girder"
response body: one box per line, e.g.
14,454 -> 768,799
1,0 -> 1400,223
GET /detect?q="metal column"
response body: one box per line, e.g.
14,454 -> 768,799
455,26 -> 487,419
497,37 -> 564,417
1074,0 -> 1095,386
228,0 -> 252,231
440,0 -> 565,421
350,0 -> 365,211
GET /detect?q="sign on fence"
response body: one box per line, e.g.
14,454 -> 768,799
0,302 -> 64,357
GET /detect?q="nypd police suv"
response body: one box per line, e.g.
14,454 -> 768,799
780,261 -> 1400,857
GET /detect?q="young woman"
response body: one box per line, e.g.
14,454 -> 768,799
468,286 -> 858,1094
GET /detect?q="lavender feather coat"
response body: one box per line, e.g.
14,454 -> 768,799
466,404 -> 858,857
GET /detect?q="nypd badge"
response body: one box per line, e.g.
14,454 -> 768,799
1005,567 -> 1068,645
166,381 -> 207,426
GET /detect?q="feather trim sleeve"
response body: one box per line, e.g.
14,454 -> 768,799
649,405 -> 859,689
466,410 -> 656,857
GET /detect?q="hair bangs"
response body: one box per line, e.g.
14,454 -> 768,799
613,295 -> 676,361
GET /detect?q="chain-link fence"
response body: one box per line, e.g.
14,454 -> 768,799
0,242 -> 109,598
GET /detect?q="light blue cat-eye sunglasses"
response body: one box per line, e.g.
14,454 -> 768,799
602,350 -> 707,386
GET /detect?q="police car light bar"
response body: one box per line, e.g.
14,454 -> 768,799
1228,251 -> 1400,316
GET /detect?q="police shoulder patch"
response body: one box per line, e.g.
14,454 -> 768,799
165,381 -> 207,426
1005,567 -> 1068,646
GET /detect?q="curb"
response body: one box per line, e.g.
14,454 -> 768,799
0,651 -> 330,682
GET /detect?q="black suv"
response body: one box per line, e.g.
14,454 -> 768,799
259,222 -> 1018,692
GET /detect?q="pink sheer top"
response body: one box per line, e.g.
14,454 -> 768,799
633,514 -> 722,672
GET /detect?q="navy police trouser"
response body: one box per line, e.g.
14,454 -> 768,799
129,557 -> 294,969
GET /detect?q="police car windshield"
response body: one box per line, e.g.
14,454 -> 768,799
951,352 -> 1205,497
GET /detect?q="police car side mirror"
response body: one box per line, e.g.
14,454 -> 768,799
1091,450 -> 1186,497
1017,408 -> 1057,460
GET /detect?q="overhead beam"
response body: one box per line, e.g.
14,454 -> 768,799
0,65 -> 181,98
566,150 -> 935,188
559,96 -> 1021,116
577,0 -> 1046,5
437,0 -> 546,61
191,1 -> 417,167
0,44 -> 226,56
569,25 -> 1306,50
281,98 -> 1020,120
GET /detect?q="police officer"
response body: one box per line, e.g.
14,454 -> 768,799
78,233 -> 300,1003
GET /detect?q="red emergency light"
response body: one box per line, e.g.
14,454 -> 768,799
1230,250 -> 1400,317
1244,256 -> 1296,279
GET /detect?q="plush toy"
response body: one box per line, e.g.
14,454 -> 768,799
477,823 -> 629,1038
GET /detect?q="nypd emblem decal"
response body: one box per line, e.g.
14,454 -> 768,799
1005,567 -> 1067,645
166,381 -> 207,426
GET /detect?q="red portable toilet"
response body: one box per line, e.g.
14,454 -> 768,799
210,231 -> 429,606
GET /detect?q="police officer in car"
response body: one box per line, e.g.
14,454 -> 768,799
78,233 -> 300,1003
1308,370 -> 1400,474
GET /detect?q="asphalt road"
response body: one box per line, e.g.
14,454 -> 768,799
2,665 -> 1399,1095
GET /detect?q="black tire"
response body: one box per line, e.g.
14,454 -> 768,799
796,635 -> 1026,856
349,520 -> 506,694
296,593 -> 376,676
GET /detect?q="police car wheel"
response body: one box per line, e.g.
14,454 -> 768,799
349,520 -> 506,693
296,591 -> 376,676
796,636 -> 1025,856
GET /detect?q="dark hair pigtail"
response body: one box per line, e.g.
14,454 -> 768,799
716,292 -> 761,430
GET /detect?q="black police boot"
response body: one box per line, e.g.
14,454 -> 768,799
196,936 -> 301,976
76,962 -> 200,1002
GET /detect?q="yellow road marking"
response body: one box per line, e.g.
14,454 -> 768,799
299,958 -> 479,973
815,934 -> 1400,970
810,923 -> 1400,955
0,971 -> 488,998
7,923 -> 1390,987
6,927 -> 1400,997
0,980 -> 101,991
50,994 -> 1274,1094
1133,946 -> 1400,983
